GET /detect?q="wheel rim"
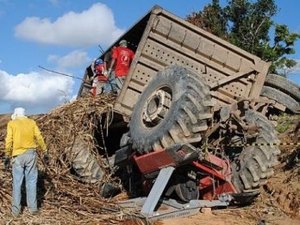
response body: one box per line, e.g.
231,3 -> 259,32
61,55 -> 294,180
142,87 -> 172,128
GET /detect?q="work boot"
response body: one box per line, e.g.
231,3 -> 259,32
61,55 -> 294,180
30,210 -> 39,215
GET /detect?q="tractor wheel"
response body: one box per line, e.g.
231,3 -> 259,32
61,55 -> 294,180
129,65 -> 213,153
230,110 -> 281,193
265,74 -> 300,102
71,136 -> 105,183
261,86 -> 300,113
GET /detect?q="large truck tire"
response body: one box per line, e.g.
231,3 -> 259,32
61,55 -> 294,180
71,137 -> 105,183
265,74 -> 300,102
231,110 -> 281,193
261,86 -> 300,113
129,65 -> 213,153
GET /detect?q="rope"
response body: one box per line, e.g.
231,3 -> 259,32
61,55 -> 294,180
98,115 -> 112,172
105,104 -> 114,137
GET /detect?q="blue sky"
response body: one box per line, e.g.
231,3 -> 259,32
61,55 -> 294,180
0,0 -> 299,115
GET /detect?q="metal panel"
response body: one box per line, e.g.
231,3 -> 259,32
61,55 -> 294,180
114,6 -> 270,116
131,63 -> 157,86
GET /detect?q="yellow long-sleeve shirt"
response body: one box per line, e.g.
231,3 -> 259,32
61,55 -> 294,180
5,117 -> 47,157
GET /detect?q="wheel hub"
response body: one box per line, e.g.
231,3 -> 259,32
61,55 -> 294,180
142,88 -> 172,127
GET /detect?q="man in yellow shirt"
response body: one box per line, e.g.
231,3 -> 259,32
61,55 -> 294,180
4,107 -> 49,217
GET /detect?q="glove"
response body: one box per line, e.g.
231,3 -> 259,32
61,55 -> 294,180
3,157 -> 10,170
43,152 -> 50,164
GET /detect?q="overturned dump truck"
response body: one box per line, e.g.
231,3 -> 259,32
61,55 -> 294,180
76,5 -> 300,204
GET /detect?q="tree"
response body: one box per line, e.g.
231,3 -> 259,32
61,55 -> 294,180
260,24 -> 300,74
186,0 -> 227,38
186,0 -> 300,75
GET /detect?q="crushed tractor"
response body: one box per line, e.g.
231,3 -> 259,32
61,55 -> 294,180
75,5 -> 300,221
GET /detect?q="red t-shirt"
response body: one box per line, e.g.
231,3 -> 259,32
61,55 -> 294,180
95,64 -> 104,75
94,64 -> 107,81
112,46 -> 135,77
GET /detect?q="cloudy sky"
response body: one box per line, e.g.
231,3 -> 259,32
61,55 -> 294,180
0,0 -> 299,115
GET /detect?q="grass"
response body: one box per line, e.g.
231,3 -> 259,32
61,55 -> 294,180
275,113 -> 298,134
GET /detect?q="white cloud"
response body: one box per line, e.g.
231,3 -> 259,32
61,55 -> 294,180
289,59 -> 300,74
14,3 -> 124,47
0,70 -> 74,114
48,50 -> 91,69
285,59 -> 300,85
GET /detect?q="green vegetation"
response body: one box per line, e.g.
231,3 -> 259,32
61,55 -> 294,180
186,0 -> 300,76
275,113 -> 297,133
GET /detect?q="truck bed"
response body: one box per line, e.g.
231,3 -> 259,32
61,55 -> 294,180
79,5 -> 270,116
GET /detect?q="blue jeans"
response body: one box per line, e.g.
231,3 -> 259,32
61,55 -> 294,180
12,149 -> 38,214
103,72 -> 125,94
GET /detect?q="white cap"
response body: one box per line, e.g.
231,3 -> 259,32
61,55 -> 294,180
11,107 -> 26,120
119,39 -> 127,47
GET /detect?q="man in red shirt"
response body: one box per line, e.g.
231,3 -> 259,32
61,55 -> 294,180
110,39 -> 134,77
103,40 -> 135,94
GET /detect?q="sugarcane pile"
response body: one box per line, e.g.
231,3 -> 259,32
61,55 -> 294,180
0,95 -> 144,225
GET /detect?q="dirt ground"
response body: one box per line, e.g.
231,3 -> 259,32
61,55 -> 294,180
160,211 -> 300,225
0,103 -> 300,225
